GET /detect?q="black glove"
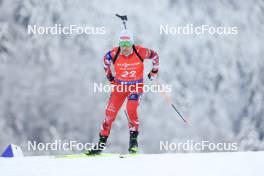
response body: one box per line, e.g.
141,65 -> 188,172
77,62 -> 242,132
148,69 -> 158,81
107,74 -> 115,84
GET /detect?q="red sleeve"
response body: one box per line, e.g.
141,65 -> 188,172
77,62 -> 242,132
103,48 -> 117,81
138,46 -> 159,72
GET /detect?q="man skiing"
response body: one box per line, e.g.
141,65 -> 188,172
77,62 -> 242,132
87,29 -> 159,155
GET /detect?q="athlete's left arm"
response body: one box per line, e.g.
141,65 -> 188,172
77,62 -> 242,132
142,48 -> 159,73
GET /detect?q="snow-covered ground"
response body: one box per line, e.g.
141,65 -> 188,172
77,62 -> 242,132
1,152 -> 263,176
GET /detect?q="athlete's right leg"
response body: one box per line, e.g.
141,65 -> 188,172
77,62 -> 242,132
86,91 -> 127,155
100,91 -> 127,136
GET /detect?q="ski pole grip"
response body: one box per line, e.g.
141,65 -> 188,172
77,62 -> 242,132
115,14 -> 127,21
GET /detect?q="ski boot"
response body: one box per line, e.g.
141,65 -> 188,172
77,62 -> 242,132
128,131 -> 139,154
85,135 -> 108,155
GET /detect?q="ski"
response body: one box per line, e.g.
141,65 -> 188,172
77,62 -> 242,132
119,153 -> 139,158
52,153 -> 118,159
51,153 -> 140,159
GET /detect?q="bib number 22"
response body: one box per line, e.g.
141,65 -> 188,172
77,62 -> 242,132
121,71 -> 136,78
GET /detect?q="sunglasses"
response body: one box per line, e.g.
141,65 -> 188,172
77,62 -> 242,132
119,41 -> 132,47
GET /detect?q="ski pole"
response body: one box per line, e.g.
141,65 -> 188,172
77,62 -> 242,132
124,109 -> 133,126
153,79 -> 187,123
121,99 -> 133,126
115,14 -> 128,29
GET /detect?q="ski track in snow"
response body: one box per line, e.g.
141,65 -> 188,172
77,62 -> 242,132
1,152 -> 263,176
